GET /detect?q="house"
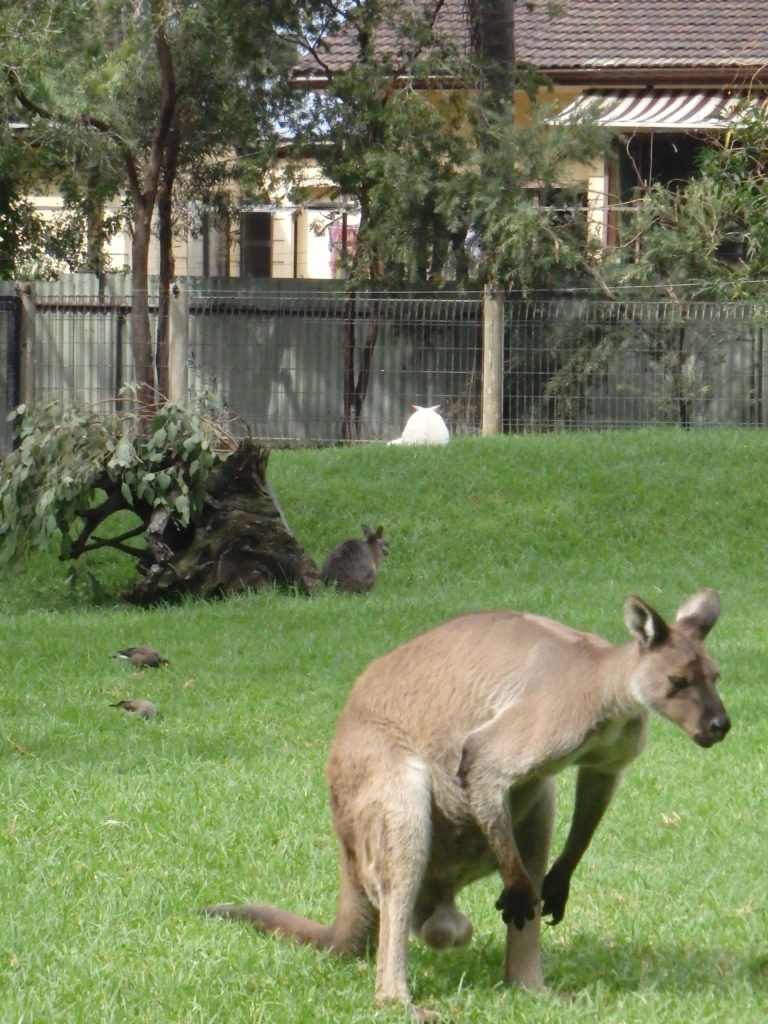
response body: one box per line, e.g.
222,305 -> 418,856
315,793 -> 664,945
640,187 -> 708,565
515,0 -> 768,247
26,183 -> 352,283
23,1 -> 768,280
290,0 -> 768,258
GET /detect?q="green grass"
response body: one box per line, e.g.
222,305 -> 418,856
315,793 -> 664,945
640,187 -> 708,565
2,429 -> 767,1023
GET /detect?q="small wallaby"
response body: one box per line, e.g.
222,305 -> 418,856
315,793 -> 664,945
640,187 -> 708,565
202,590 -> 729,1020
320,523 -> 389,593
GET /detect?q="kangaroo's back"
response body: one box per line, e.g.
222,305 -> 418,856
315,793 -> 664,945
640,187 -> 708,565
335,609 -> 617,758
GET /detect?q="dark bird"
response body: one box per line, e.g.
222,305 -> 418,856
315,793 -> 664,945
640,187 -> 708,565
113,646 -> 168,668
109,699 -> 158,720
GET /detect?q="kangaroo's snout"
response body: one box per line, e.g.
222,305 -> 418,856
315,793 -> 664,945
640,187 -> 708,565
697,712 -> 730,747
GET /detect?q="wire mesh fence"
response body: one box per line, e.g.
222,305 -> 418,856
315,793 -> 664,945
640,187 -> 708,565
0,295 -> 20,456
186,287 -> 483,443
506,298 -> 768,430
3,277 -> 768,459
33,293 -> 138,411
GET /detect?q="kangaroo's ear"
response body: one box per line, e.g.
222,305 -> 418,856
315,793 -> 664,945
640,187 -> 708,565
375,525 -> 384,539
624,595 -> 669,648
674,589 -> 721,638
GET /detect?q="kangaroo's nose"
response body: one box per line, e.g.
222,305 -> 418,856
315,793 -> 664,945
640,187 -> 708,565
710,714 -> 731,740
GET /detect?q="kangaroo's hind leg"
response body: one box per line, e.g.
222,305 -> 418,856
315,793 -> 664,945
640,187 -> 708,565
504,778 -> 556,990
338,750 -> 434,1015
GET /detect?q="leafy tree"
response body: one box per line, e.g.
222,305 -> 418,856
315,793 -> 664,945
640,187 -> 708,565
609,99 -> 768,301
453,97 -> 609,290
280,1 -> 606,434
529,100 -> 768,430
278,1 -> 475,436
0,398 -> 320,601
0,0 -> 312,408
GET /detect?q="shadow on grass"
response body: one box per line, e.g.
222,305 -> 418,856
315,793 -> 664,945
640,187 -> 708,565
548,932 -> 768,995
412,929 -> 768,1001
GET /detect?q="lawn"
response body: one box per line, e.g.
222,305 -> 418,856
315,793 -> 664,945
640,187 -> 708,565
1,429 -> 766,1023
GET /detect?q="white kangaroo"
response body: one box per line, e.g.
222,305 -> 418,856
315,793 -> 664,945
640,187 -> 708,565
388,405 -> 449,446
203,590 -> 729,1020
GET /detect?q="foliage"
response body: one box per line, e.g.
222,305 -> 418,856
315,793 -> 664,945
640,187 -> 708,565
280,2 -> 609,292
276,2 -> 609,437
607,99 -> 768,300
0,0 -> 315,403
456,97 -> 610,289
280,0 -> 471,286
1,432 -> 766,1022
0,398 -> 233,569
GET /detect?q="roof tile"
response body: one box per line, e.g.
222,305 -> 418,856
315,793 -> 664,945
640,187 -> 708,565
297,1 -> 768,82
516,0 -> 768,71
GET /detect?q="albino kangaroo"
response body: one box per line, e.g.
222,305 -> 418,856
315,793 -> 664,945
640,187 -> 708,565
203,590 -> 729,1019
388,405 -> 450,446
321,523 -> 389,593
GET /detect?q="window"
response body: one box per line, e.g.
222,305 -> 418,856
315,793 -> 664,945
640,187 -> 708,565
240,212 -> 271,278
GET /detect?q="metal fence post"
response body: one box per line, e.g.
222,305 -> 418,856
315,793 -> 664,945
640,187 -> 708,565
169,281 -> 189,405
482,283 -> 504,435
16,282 -> 36,407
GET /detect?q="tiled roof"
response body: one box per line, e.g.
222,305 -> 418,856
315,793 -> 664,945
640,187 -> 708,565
293,2 -> 471,81
516,0 -> 768,75
295,1 -> 768,85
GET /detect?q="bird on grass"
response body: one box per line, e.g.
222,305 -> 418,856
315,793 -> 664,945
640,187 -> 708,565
113,646 -> 168,668
109,699 -> 158,720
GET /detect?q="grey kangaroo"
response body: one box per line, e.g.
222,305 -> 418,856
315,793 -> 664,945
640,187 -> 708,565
321,523 -> 389,593
203,590 -> 729,1019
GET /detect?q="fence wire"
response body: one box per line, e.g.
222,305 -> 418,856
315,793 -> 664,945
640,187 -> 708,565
507,299 -> 768,430
186,289 -> 483,442
4,280 -> 768,456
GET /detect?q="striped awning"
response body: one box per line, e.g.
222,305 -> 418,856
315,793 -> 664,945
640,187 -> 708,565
556,90 -> 754,131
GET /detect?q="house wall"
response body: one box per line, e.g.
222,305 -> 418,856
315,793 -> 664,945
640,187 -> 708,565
24,81 -> 607,281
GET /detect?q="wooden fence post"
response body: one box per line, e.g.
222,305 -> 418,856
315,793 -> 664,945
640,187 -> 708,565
16,282 -> 36,407
482,283 -> 504,435
169,281 -> 189,404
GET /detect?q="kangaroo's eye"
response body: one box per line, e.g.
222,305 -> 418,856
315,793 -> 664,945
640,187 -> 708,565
668,675 -> 689,691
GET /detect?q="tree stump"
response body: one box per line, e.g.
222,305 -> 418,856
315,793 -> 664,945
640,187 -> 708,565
122,440 -> 321,604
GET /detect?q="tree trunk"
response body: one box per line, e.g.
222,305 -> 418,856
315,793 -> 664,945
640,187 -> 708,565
122,440 -> 321,604
155,130 -> 179,402
131,200 -> 157,412
123,23 -> 178,414
472,0 -> 516,106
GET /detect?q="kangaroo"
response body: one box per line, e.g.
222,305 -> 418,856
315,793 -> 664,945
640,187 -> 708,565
202,590 -> 729,1019
321,523 -> 389,593
388,405 -> 450,446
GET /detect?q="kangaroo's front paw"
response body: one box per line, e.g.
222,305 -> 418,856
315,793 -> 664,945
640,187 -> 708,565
541,864 -> 570,925
495,882 -> 537,931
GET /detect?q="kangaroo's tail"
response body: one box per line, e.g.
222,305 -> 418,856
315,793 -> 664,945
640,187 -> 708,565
200,903 -> 359,955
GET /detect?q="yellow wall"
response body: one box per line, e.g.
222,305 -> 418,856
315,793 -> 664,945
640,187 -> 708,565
26,82 -> 609,280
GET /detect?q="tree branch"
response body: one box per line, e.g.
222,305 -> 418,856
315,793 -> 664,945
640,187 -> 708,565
76,536 -> 146,557
4,64 -> 128,146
